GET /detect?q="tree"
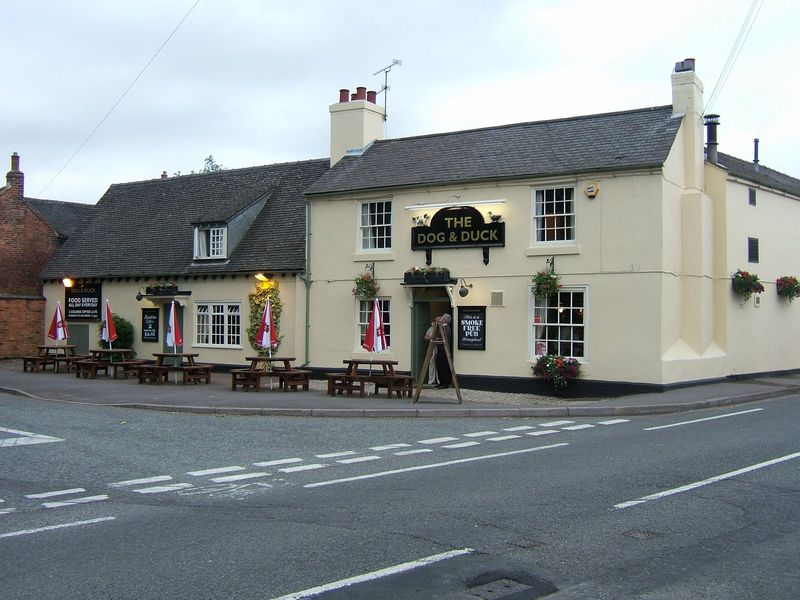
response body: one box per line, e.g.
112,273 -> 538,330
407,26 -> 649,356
201,155 -> 223,173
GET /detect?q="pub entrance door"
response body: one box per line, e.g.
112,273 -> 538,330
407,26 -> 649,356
410,287 -> 451,382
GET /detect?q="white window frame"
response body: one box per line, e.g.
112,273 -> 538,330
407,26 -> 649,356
530,286 -> 586,360
195,302 -> 242,348
194,225 -> 228,259
359,200 -> 392,251
357,297 -> 391,350
532,186 -> 576,244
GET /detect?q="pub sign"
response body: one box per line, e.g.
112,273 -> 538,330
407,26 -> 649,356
457,305 -> 486,351
411,206 -> 505,251
65,282 -> 101,320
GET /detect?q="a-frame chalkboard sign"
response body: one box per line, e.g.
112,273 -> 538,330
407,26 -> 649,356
413,321 -> 462,404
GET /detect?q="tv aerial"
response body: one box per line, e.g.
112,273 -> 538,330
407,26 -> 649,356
373,59 -> 402,120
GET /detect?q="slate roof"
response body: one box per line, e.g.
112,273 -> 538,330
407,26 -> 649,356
306,105 -> 683,196
717,152 -> 800,198
41,159 -> 329,279
24,197 -> 97,239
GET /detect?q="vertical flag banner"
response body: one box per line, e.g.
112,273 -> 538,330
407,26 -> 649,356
361,299 -> 387,353
100,300 -> 118,344
255,298 -> 278,351
47,302 -> 70,341
165,301 -> 183,349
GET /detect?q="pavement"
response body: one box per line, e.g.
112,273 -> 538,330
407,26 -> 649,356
1,359 -> 799,418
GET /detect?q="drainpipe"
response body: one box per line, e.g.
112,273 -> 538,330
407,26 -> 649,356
300,197 -> 312,366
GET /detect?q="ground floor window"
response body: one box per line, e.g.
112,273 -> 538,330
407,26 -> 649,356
196,302 -> 241,347
358,298 -> 391,348
531,288 -> 585,358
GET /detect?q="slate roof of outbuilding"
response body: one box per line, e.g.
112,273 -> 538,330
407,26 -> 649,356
41,159 -> 329,279
717,152 -> 800,198
306,105 -> 683,196
24,197 -> 97,239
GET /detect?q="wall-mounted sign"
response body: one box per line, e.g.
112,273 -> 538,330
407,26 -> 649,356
458,305 -> 486,350
411,206 -> 505,251
141,308 -> 159,342
64,282 -> 101,320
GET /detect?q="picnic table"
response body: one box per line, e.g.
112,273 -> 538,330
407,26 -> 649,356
75,348 -> 142,379
138,352 -> 212,385
23,345 -> 81,373
231,356 -> 310,392
327,359 -> 413,398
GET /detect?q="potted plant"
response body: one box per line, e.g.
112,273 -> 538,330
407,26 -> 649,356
352,272 -> 380,298
403,266 -> 452,284
532,270 -> 560,301
145,282 -> 178,295
731,269 -> 764,302
532,354 -> 581,392
776,275 -> 800,302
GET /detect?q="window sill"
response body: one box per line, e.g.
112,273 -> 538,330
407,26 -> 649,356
526,244 -> 581,257
353,251 -> 395,262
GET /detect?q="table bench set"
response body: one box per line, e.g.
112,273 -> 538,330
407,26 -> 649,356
230,357 -> 311,392
326,359 -> 414,399
22,345 -> 88,374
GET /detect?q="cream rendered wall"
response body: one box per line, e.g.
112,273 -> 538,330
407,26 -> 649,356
42,275 -> 303,365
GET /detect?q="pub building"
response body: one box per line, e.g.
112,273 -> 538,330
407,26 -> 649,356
39,61 -> 800,393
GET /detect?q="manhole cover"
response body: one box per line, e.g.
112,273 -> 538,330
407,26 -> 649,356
470,578 -> 533,599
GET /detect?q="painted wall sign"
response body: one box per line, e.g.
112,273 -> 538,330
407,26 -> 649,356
64,282 -> 101,320
141,307 -> 159,342
458,305 -> 486,350
411,206 -> 505,251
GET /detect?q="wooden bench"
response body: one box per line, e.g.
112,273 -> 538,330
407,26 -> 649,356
275,369 -> 311,392
111,360 -> 146,379
138,364 -> 166,384
183,364 -> 211,384
373,374 -> 415,398
22,355 -> 56,373
230,368 -> 277,391
53,354 -> 89,374
74,360 -> 109,379
326,373 -> 365,397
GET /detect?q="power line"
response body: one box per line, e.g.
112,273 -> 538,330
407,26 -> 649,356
40,0 -> 201,195
705,0 -> 763,113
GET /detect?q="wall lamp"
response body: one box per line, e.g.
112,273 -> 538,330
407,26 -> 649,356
458,278 -> 473,298
62,277 -> 74,288
254,273 -> 269,281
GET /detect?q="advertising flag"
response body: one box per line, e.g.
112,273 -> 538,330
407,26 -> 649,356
361,299 -> 387,353
255,298 -> 278,350
100,300 -> 118,344
47,302 -> 70,341
165,301 -> 183,348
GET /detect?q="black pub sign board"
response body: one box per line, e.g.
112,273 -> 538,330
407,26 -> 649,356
457,305 -> 486,350
411,206 -> 505,251
141,308 -> 159,342
65,282 -> 101,320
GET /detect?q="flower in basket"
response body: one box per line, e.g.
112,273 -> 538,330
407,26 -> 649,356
532,354 -> 581,390
531,270 -> 560,301
146,282 -> 178,295
731,269 -> 764,302
776,275 -> 800,302
352,272 -> 380,298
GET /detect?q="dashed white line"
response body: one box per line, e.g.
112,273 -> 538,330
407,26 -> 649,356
337,456 -> 382,464
539,420 -> 574,427
133,483 -> 193,494
442,442 -> 481,449
598,419 -> 630,425
562,424 -> 595,431
0,517 -> 116,539
463,431 -> 498,438
210,472 -> 269,483
253,458 -> 303,467
0,508 -> 16,515
109,476 -> 173,487
502,426 -> 535,432
26,488 -> 86,499
525,430 -> 559,436
643,408 -> 764,431
186,466 -> 245,477
279,464 -> 327,473
369,444 -> 412,451
316,451 -> 357,459
418,437 -> 460,444
393,449 -> 434,456
486,435 -> 522,442
42,495 -> 109,508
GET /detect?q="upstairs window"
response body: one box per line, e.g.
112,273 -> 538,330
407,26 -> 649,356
534,187 -> 575,242
748,188 -> 757,206
195,226 -> 227,259
360,201 -> 392,250
748,237 -> 759,263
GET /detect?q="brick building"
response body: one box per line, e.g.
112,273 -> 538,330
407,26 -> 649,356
0,153 -> 95,357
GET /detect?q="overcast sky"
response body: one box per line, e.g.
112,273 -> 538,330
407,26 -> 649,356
4,0 -> 798,204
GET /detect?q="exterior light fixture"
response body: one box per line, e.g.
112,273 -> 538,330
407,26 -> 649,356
458,278 -> 473,298
62,277 -> 74,288
254,273 -> 269,281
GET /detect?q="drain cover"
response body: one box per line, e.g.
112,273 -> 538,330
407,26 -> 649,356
469,578 -> 533,599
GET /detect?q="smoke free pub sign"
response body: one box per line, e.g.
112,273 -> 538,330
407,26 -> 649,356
411,206 -> 504,264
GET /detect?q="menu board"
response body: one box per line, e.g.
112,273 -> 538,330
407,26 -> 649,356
457,306 -> 486,350
141,308 -> 159,342
65,282 -> 101,320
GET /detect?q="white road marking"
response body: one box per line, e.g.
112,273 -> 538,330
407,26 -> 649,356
369,444 -> 412,451
598,419 -> 630,425
305,443 -> 569,489
0,517 -> 116,539
539,420 -> 574,427
186,466 -> 245,476
316,451 -> 357,459
133,483 -> 193,494
279,464 -> 327,473
210,472 -> 269,483
615,451 -> 800,509
0,508 -> 16,515
525,430 -> 559,436
42,495 -> 109,508
442,442 -> 481,449
26,488 -> 85,499
109,476 -> 173,487
463,431 -> 498,438
393,449 -> 434,456
562,424 -> 595,431
338,456 -> 382,464
418,437 -> 460,444
253,458 -> 303,467
268,548 -> 474,600
502,426 -> 535,431
486,435 -> 522,442
0,426 -> 64,448
644,408 -> 764,431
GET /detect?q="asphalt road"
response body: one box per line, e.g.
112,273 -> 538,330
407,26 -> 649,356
1,393 -> 798,599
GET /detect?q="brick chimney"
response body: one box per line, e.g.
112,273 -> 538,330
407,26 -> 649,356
5,152 -> 24,198
329,87 -> 385,167
671,59 -> 705,190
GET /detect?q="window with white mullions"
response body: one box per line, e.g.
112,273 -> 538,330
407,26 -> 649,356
194,225 -> 227,259
358,298 -> 391,348
195,302 -> 241,347
534,187 -> 575,242
360,201 -> 392,250
532,289 -> 585,358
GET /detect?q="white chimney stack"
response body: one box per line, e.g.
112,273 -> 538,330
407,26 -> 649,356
329,86 -> 385,167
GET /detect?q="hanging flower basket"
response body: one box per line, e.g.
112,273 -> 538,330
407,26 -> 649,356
532,355 -> 581,391
776,275 -> 800,302
353,272 -> 380,298
403,267 -> 452,284
731,269 -> 764,302
145,282 -> 178,295
531,270 -> 560,301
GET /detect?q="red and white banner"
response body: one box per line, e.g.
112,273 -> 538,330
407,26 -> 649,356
47,302 -> 70,341
165,301 -> 183,348
255,298 -> 278,350
361,299 -> 388,353
100,300 -> 118,344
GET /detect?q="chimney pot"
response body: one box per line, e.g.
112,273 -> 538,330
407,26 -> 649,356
355,86 -> 367,101
339,89 -> 350,103
674,58 -> 696,73
704,114 -> 720,164
367,90 -> 377,103
10,152 -> 20,171
753,138 -> 760,165
161,171 -> 168,179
